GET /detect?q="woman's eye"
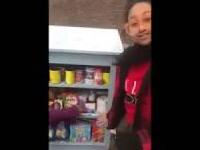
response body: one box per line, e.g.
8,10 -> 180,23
131,23 -> 138,27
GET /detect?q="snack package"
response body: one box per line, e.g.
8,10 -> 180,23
94,68 -> 103,85
75,69 -> 84,83
57,92 -> 67,100
96,96 -> 107,114
55,121 -> 69,140
69,122 -> 91,143
92,120 -> 105,143
78,93 -> 88,103
85,103 -> 96,113
53,99 -> 63,110
88,90 -> 96,102
77,92 -> 88,113
64,93 -> 79,109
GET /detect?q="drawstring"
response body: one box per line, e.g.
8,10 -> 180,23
131,81 -> 137,95
125,79 -> 137,95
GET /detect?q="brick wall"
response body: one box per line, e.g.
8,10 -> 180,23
49,0 -> 132,45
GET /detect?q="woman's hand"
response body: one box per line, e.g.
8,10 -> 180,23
96,113 -> 108,128
110,129 -> 116,135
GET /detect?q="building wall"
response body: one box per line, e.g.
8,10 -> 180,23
49,0 -> 132,45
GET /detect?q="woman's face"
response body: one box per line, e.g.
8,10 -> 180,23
125,2 -> 151,46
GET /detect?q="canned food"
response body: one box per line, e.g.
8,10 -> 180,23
65,70 -> 75,85
75,69 -> 84,83
85,67 -> 95,84
103,72 -> 110,85
94,68 -> 103,85
49,70 -> 61,84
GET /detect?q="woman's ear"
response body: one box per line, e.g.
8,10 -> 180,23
124,23 -> 129,35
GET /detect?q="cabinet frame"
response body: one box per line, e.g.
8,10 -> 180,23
49,51 -> 118,150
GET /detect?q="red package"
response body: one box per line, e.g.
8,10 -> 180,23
94,68 -> 103,85
91,120 -> 105,143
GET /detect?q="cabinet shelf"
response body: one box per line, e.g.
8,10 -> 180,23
49,141 -> 105,146
49,82 -> 109,89
78,113 -> 99,119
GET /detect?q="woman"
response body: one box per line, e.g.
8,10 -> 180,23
96,1 -> 151,150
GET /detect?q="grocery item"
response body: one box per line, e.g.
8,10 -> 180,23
55,122 -> 68,140
85,67 -> 95,84
92,120 -> 105,143
64,93 -> 79,109
88,90 -> 95,102
94,68 -> 103,85
103,72 -> 110,85
85,103 -> 96,113
65,70 -> 75,85
50,70 -> 61,84
78,93 -> 88,103
69,122 -> 91,143
53,99 -> 63,110
96,96 -> 107,114
75,69 -> 84,83
77,93 -> 88,113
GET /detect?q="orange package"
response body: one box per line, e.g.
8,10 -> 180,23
91,120 -> 105,143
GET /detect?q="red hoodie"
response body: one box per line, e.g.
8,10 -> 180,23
107,60 -> 151,150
